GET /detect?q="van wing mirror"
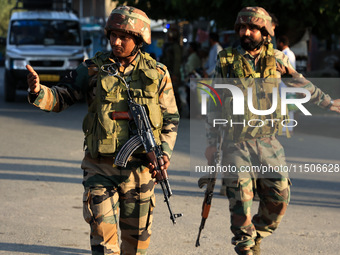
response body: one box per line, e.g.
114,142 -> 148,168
0,37 -> 6,46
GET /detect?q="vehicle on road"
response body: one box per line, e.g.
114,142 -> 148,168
1,0 -> 90,102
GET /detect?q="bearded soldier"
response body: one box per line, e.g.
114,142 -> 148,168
205,6 -> 340,255
27,6 -> 179,255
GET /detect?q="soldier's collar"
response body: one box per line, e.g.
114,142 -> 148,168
237,45 -> 264,60
108,52 -> 141,75
121,53 -> 141,76
237,45 -> 252,59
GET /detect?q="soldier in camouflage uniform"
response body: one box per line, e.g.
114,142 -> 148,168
27,6 -> 179,255
205,7 -> 340,255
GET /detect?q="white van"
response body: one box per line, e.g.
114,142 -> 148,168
3,2 -> 89,101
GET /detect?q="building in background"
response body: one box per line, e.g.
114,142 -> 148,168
71,0 -> 117,57
72,0 -> 116,19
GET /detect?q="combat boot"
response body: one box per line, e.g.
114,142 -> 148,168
234,246 -> 253,255
251,237 -> 261,255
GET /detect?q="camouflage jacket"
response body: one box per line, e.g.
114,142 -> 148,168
29,51 -> 180,159
206,45 -> 333,146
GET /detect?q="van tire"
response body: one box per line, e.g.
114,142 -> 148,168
4,71 -> 16,102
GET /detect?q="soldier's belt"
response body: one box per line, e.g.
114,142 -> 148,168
112,111 -> 132,120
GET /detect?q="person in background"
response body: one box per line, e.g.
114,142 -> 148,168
182,42 -> 203,117
203,32 -> 223,77
184,42 -> 202,77
278,35 -> 297,133
269,12 -> 279,48
160,27 -> 183,105
277,35 -> 296,68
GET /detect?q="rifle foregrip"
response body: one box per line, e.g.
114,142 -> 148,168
202,204 -> 211,218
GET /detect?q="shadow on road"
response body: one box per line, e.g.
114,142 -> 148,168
0,98 -> 86,132
0,242 -> 90,254
289,178 -> 340,208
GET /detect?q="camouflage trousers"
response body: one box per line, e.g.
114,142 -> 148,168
81,152 -> 155,255
223,136 -> 291,250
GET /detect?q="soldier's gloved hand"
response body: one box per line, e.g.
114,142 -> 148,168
205,145 -> 217,165
26,65 -> 41,94
148,154 -> 170,183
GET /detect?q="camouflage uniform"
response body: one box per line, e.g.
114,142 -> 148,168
206,7 -> 333,254
29,6 -> 179,255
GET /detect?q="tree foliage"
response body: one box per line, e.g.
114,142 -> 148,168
117,0 -> 340,43
0,0 -> 16,37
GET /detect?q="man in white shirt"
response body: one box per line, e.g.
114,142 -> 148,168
204,32 -> 223,77
278,35 -> 297,133
277,35 -> 296,68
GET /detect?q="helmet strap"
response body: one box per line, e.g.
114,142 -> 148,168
254,39 -> 264,51
128,42 -> 142,57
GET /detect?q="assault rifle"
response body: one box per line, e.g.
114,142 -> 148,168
101,63 -> 182,224
195,128 -> 225,247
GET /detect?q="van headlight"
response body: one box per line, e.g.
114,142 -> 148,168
68,59 -> 82,69
12,59 -> 27,70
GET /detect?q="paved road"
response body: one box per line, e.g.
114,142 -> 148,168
1,67 -> 340,254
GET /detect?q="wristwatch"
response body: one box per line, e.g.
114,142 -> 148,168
327,100 -> 334,109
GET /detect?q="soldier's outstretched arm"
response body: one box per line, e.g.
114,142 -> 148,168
275,50 -> 336,110
26,63 -> 87,112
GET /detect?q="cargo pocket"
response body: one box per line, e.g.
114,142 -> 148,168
225,177 -> 241,201
84,187 -> 119,224
83,188 -> 93,224
145,194 -> 156,231
140,69 -> 159,97
224,177 -> 240,188
145,104 -> 163,130
97,104 -> 117,156
82,112 -> 98,158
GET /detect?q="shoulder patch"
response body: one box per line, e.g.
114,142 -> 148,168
156,61 -> 167,73
274,49 -> 289,66
276,58 -> 285,66
273,49 -> 286,59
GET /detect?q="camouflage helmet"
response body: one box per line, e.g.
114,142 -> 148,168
105,6 -> 151,44
234,7 -> 274,37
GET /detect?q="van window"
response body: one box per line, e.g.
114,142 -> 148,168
10,20 -> 81,46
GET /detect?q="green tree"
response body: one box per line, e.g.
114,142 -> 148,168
117,0 -> 340,45
0,0 -> 16,37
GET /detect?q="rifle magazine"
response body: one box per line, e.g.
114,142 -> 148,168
114,135 -> 142,167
